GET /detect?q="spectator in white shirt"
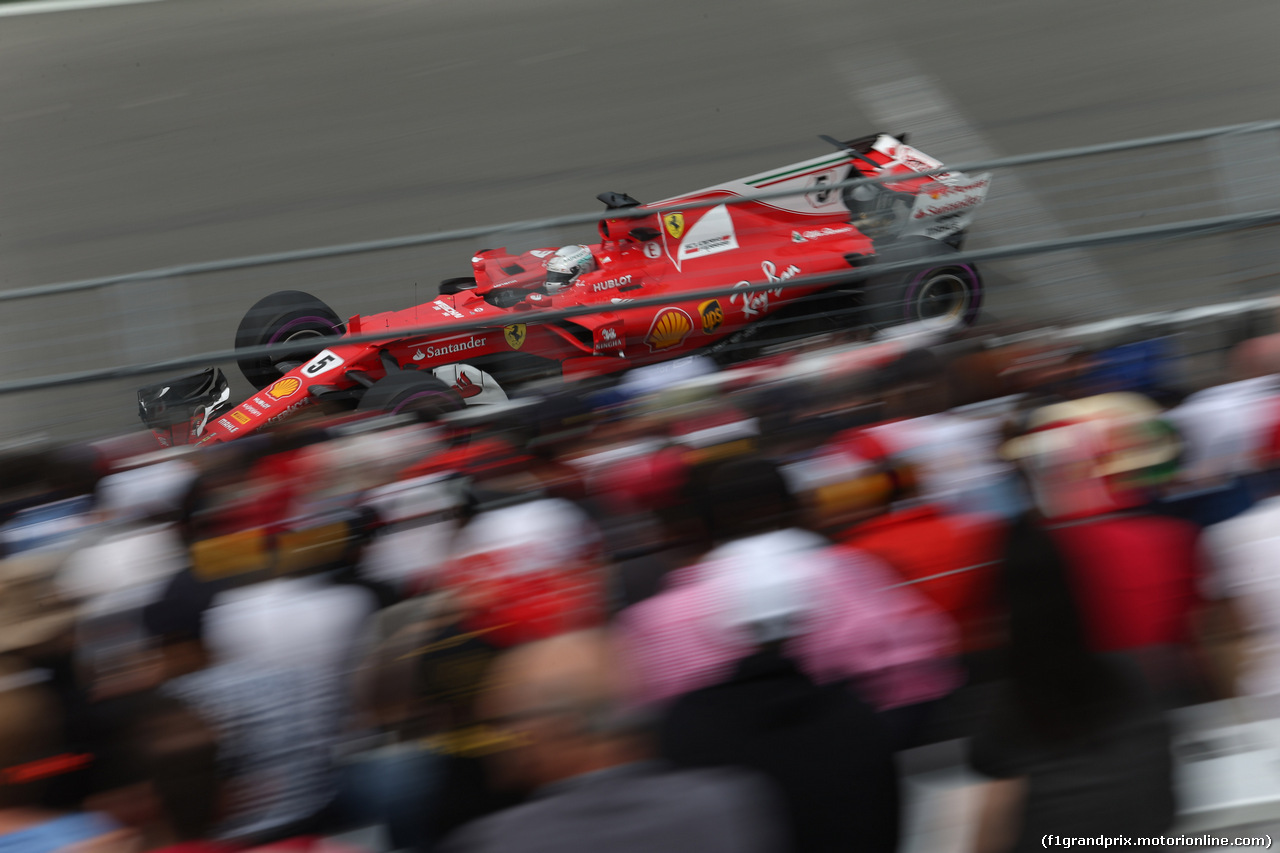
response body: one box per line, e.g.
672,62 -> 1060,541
1203,415 -> 1280,715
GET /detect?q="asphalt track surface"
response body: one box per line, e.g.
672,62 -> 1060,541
2,0 -> 1279,440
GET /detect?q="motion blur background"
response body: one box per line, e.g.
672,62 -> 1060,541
1,0 -> 1279,439
3,3 -> 1280,853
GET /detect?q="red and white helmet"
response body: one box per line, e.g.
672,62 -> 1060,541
544,245 -> 596,293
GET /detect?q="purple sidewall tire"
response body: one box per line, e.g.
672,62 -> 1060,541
900,263 -> 983,326
268,315 -> 342,344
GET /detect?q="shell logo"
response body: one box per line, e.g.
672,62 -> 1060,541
267,377 -> 302,400
644,307 -> 693,352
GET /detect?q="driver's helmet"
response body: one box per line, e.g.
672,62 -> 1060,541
544,245 -> 596,293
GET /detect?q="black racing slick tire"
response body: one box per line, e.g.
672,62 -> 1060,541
235,291 -> 344,390
356,372 -> 463,419
439,277 -> 477,295
863,237 -> 983,328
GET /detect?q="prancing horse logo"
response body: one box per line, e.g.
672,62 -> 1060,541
663,212 -> 685,240
504,324 -> 527,351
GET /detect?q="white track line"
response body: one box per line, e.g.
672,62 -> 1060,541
832,46 -> 1126,317
0,0 -> 169,17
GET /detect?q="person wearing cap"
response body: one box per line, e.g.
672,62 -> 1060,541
1000,393 -> 1210,700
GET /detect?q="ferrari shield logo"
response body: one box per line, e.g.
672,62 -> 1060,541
504,323 -> 527,351
663,212 -> 685,240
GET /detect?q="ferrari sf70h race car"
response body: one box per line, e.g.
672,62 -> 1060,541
138,132 -> 991,446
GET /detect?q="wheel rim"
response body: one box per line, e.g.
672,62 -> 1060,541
913,271 -> 971,322
280,329 -> 324,343
267,317 -> 339,371
268,316 -> 340,345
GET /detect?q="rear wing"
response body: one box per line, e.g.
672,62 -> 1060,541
652,132 -> 991,243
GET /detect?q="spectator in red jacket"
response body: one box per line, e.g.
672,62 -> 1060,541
801,429 -> 1007,659
1001,393 -> 1209,699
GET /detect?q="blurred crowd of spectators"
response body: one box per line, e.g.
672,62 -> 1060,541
3,320 -> 1280,853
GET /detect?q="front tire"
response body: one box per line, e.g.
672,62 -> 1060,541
863,237 -> 982,328
356,372 -> 463,419
236,291 -> 343,390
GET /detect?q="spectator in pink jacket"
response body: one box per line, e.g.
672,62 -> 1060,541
617,457 -> 960,721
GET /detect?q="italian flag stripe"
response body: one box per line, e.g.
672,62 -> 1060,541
747,154 -> 849,187
755,162 -> 853,189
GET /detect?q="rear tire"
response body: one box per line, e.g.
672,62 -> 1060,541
236,291 -> 343,390
439,277 -> 477,295
864,237 -> 982,328
356,372 -> 463,419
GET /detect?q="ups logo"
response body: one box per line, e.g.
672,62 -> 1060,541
698,299 -> 723,334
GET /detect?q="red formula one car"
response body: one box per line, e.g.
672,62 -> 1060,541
138,133 -> 991,446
